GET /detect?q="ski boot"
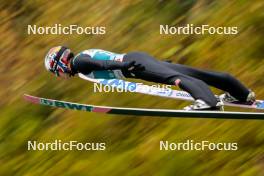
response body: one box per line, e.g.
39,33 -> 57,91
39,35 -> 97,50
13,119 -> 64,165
183,99 -> 224,111
219,91 -> 256,105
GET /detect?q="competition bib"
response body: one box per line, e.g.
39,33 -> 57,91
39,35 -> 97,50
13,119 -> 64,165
78,49 -> 125,79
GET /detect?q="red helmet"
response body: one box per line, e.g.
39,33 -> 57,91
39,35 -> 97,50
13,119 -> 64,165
44,46 -> 74,77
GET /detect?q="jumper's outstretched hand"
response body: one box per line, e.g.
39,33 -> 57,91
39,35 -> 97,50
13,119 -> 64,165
123,61 -> 145,72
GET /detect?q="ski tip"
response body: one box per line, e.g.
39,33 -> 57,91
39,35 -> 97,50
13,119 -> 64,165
23,94 -> 41,104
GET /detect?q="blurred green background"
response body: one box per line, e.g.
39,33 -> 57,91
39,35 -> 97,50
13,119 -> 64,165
1,0 -> 264,175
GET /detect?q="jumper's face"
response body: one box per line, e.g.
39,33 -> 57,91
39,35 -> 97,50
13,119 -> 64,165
57,70 -> 71,78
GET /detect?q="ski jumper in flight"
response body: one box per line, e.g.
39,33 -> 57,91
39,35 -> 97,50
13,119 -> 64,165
44,46 -> 256,110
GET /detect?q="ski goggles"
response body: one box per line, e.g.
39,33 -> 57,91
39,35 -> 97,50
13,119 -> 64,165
51,46 -> 70,77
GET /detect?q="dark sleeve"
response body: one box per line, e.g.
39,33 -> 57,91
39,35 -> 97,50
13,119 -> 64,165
71,55 -> 128,74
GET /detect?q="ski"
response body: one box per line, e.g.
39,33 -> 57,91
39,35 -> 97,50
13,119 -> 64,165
79,73 -> 264,110
24,94 -> 264,120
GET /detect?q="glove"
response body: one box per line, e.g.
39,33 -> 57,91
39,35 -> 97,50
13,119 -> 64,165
123,61 -> 145,72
